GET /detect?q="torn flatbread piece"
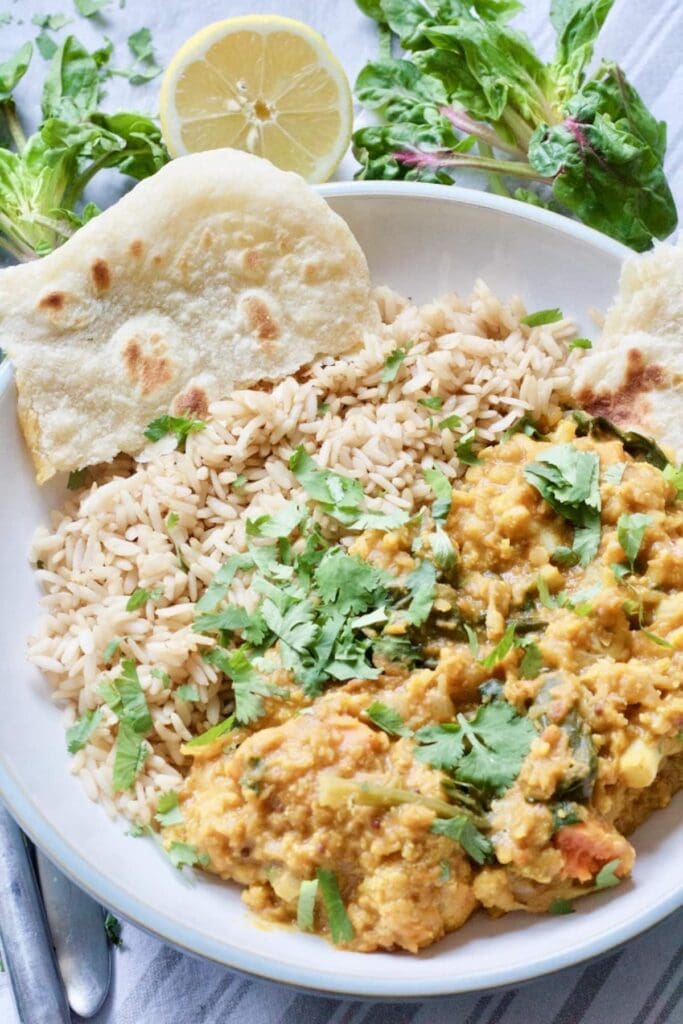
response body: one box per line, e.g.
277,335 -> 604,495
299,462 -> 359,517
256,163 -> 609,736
573,241 -> 683,460
0,149 -> 379,483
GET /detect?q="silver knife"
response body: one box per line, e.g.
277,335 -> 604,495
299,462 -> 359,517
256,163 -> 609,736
0,803 -> 71,1024
35,849 -> 111,1018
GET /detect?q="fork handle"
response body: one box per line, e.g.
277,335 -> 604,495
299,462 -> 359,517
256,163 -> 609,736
0,804 -> 71,1024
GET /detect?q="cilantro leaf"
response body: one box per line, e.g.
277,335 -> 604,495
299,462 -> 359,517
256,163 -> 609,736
206,647 -> 276,725
112,721 -> 149,792
568,337 -> 592,350
167,841 -> 210,870
67,468 -> 88,490
290,446 -> 363,510
150,667 -> 170,687
521,308 -> 563,327
155,790 -> 184,827
438,414 -> 462,431
101,659 -> 153,735
316,868 -> 354,944
418,395 -> 443,410
424,467 -> 452,524
65,709 -> 102,753
594,858 -> 622,890
365,701 -> 412,737
416,699 -> 535,796
126,587 -> 162,612
549,898 -> 575,915
144,415 -> 205,450
456,428 -> 482,466
430,526 -> 456,572
524,444 -> 601,566
381,344 -> 410,382
404,559 -> 437,626
246,502 -> 306,539
195,554 -> 252,612
193,606 -> 251,635
185,715 -> 235,749
616,512 -> 651,571
604,462 -> 626,485
103,637 -> 122,663
478,623 -> 516,669
297,879 -> 318,932
430,815 -> 493,865
314,549 -> 390,616
519,641 -> 543,679
662,462 -> 683,499
502,415 -> 543,443
176,684 -> 199,702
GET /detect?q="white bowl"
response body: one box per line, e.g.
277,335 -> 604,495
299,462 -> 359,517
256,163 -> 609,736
0,183 -> 680,998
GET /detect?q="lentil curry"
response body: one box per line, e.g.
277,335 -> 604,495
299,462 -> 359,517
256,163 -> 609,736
166,417 -> 683,952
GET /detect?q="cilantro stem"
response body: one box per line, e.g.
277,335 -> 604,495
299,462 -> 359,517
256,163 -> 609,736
319,776 -> 489,829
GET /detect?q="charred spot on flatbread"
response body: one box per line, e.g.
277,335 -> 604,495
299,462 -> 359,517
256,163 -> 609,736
91,259 -> 111,293
242,295 -> 279,346
172,386 -> 209,419
577,348 -> 668,428
129,240 -> 144,259
122,333 -> 174,397
38,291 -> 65,312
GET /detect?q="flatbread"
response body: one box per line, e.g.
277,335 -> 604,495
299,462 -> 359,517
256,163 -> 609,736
0,149 -> 379,483
573,241 -> 683,460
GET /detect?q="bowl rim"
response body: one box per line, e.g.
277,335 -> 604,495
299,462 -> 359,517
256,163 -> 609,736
1,181 -> 679,1000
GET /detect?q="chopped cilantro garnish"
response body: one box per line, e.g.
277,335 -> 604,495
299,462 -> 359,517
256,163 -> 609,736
430,527 -> 456,572
524,444 -> 601,566
478,624 -> 516,669
65,709 -> 102,753
112,721 -> 149,793
439,859 -> 451,882
464,623 -> 479,658
144,415 -> 205,450
430,815 -> 493,865
195,554 -> 252,612
424,467 -> 452,525
438,414 -> 462,431
456,428 -> 481,466
381,344 -> 410,382
550,546 -> 581,568
150,667 -> 170,686
603,462 -> 626,485
204,647 -> 276,724
103,912 -> 122,946
418,395 -> 443,410
317,402 -> 330,414
247,502 -> 306,539
567,337 -> 592,350
519,641 -> 543,679
415,698 -> 535,797
232,474 -> 247,490
314,549 -> 390,616
521,308 -> 563,327
316,868 -> 354,944
662,463 -> 683,499
594,859 -> 622,890
125,587 -> 162,612
549,898 -> 575,915
616,513 -> 651,572
297,879 -> 318,932
185,715 -> 235,749
641,630 -> 673,648
155,790 -> 184,827
403,559 -> 437,626
67,467 -> 89,490
365,701 -> 412,737
176,684 -> 199,702
103,637 -> 122,663
551,801 -> 583,831
166,511 -> 179,530
167,841 -> 210,871
502,415 -> 542,443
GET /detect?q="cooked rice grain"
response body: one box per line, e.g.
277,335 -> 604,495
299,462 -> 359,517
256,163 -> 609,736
28,282 -> 578,825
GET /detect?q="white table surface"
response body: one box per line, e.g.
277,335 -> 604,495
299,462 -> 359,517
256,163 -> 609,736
1,1 -> 682,1021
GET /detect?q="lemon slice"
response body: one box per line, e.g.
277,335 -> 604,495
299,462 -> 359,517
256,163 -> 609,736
159,15 -> 353,183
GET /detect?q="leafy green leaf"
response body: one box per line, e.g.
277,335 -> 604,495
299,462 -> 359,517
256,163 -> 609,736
42,36 -> 103,120
103,911 -> 122,945
616,512 -> 651,571
550,0 -> 616,96
66,709 -> 102,753
438,414 -> 462,431
103,637 -> 122,663
67,467 -> 88,489
424,467 -> 452,524
356,57 -> 447,123
430,526 -> 457,571
0,42 -> 33,103
101,659 -> 153,734
603,462 -> 626,485
36,32 -> 59,61
195,554 -> 252,612
524,443 -> 601,566
549,897 -> 575,914
365,701 -> 412,737
521,307 -> 563,326
184,715 -> 235,749
112,720 -> 148,792
456,428 -> 482,465
167,841 -> 210,870
126,587 -> 162,612
430,814 -> 493,864
297,878 -> 318,932
568,337 -> 592,350
247,502 -> 306,539
314,549 -> 390,616
155,790 -> 184,827
594,858 -> 622,889
74,0 -> 109,16
479,623 -> 516,669
519,641 -> 543,679
176,684 -> 199,702
33,14 -> 73,30
316,868 -> 354,944
404,559 -> 437,626
418,395 -> 444,410
381,344 -> 411,382
144,415 -> 205,449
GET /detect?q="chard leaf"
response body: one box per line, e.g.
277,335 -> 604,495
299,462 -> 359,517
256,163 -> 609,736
42,36 -> 102,121
662,463 -> 683,499
355,58 -> 447,122
74,0 -> 109,15
550,0 -> 616,96
0,42 -> 33,102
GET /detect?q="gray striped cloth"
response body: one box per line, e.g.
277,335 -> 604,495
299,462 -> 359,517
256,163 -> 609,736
0,0 -> 681,1020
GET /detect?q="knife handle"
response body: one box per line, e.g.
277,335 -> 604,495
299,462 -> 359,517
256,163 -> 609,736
0,804 -> 71,1024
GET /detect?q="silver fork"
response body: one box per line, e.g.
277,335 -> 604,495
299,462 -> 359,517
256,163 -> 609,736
0,804 -> 111,1022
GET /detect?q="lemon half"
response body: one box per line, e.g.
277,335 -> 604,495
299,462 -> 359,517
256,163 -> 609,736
159,15 -> 353,183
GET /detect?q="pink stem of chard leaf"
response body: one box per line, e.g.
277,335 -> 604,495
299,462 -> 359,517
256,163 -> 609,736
439,106 -> 527,159
564,116 -> 610,172
393,147 -> 553,183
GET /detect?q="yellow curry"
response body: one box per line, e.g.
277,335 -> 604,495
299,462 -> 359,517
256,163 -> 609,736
166,418 -> 683,952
